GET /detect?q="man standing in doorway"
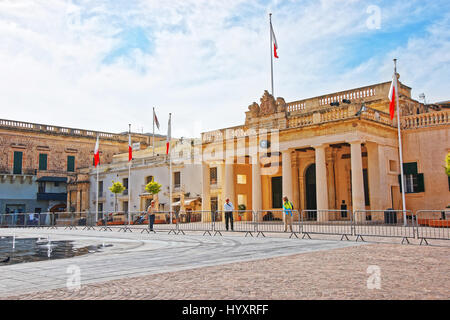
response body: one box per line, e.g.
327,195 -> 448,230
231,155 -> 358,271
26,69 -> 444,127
224,198 -> 234,231
283,196 -> 294,232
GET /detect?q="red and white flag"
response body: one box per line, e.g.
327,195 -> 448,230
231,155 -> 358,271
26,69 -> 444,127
388,73 -> 397,120
166,114 -> 171,155
128,134 -> 132,161
271,21 -> 279,59
153,108 -> 160,130
94,135 -> 100,167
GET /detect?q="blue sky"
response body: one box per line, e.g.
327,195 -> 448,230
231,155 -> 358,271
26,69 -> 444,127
0,0 -> 449,137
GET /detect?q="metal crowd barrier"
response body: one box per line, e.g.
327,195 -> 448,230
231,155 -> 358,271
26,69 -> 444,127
1,208 -> 449,245
0,212 -> 58,229
301,210 -> 353,240
353,210 -> 415,244
177,211 -> 214,236
415,210 -> 450,245
213,210 -> 256,236
255,210 -> 300,237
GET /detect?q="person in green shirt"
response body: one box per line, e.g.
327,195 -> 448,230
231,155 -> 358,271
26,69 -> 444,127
283,196 -> 294,232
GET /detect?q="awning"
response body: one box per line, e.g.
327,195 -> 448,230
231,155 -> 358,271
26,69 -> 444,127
171,199 -> 198,207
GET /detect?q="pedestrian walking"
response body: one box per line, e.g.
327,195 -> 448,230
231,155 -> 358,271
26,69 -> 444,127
147,200 -> 156,231
224,198 -> 234,231
283,196 -> 294,232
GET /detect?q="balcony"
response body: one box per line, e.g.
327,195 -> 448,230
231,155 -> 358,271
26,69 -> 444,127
37,192 -> 67,201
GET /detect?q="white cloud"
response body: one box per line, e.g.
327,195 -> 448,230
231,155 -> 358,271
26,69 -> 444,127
0,0 -> 448,138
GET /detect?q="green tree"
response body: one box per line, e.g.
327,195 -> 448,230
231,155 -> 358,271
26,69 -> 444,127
145,177 -> 162,196
109,181 -> 125,212
446,153 -> 450,177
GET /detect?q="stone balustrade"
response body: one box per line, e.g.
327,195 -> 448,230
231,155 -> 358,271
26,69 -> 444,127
0,118 -> 148,143
287,104 -> 393,129
402,110 -> 450,129
286,83 -> 388,113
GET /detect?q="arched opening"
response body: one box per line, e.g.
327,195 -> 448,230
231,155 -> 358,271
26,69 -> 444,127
305,163 -> 317,220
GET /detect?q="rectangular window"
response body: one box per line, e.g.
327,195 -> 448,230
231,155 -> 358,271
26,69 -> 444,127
363,169 -> 370,206
99,181 -> 104,197
123,201 -> 128,213
174,171 -> 180,187
146,176 -> 153,184
237,194 -> 247,207
67,156 -> 75,172
398,162 -> 425,193
210,167 -> 217,185
237,174 -> 247,184
271,176 -> 282,208
39,154 -> 47,171
13,151 -> 23,174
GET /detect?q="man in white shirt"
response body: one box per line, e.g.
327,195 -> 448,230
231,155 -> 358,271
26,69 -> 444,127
223,198 -> 234,231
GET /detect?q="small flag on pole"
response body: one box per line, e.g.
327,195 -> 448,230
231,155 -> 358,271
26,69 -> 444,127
154,108 -> 160,130
388,73 -> 397,120
128,133 -> 132,161
166,114 -> 171,155
94,135 -> 100,167
270,20 -> 279,59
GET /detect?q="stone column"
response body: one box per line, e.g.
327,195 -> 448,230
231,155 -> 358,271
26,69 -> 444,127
201,162 -> 211,221
224,160 -> 235,204
282,150 -> 293,223
366,142 -> 381,211
314,144 -> 328,222
350,140 -> 366,222
252,153 -> 262,220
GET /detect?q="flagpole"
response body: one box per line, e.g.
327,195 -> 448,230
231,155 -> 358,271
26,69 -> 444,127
95,134 -> 99,226
394,59 -> 407,225
128,124 -> 132,228
168,113 -> 173,224
152,107 -> 155,157
269,13 -> 274,96
96,158 -> 99,223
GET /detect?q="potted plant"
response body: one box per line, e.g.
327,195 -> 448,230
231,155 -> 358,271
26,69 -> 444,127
109,181 -> 125,213
145,177 -> 162,220
145,177 -> 162,202
237,204 -> 246,221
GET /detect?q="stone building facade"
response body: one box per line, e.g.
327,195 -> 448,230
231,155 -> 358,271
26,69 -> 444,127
0,119 -> 156,214
200,76 -> 449,222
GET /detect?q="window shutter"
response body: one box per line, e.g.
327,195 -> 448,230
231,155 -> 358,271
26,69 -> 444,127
39,154 -> 47,171
67,156 -> 75,172
416,173 -> 425,193
13,151 -> 23,174
403,162 -> 418,175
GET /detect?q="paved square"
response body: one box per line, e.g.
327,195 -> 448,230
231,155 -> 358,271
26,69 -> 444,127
0,228 -> 448,300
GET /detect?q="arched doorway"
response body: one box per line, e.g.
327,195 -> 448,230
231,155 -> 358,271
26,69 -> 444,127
305,164 -> 317,220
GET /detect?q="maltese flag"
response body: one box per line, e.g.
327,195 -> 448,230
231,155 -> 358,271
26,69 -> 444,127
271,21 -> 279,58
128,134 -> 132,161
94,136 -> 100,167
388,73 -> 398,120
166,114 -> 171,155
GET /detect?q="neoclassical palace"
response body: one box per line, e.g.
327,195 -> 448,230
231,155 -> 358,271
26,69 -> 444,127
199,76 -> 449,221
